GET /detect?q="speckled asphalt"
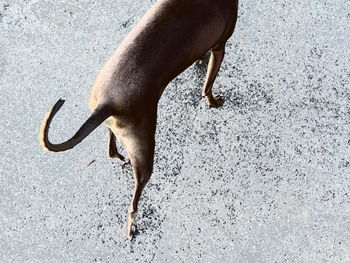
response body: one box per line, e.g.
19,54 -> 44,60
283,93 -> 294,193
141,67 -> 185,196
1,0 -> 349,262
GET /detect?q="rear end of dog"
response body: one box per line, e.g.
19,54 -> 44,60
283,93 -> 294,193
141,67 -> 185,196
39,0 -> 238,239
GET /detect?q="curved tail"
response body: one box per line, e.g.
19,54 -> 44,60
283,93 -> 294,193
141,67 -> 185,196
39,98 -> 112,152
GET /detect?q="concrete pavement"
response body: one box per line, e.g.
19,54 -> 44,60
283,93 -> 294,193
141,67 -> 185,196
1,0 -> 349,262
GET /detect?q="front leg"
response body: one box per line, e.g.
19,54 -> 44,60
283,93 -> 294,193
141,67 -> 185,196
202,45 -> 225,108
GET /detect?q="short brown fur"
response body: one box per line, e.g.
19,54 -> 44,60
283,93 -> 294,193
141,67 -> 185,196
39,0 -> 239,239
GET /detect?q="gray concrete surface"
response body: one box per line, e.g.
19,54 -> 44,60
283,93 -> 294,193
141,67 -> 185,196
1,0 -> 349,262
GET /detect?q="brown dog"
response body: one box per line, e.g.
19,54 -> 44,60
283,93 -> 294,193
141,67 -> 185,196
40,0 -> 238,239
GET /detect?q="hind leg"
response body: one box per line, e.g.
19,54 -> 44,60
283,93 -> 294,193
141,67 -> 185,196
127,152 -> 154,239
107,128 -> 125,161
117,119 -> 156,239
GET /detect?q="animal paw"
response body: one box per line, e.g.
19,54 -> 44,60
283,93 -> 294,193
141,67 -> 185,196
206,94 -> 224,108
123,222 -> 137,241
108,150 -> 125,161
121,159 -> 131,168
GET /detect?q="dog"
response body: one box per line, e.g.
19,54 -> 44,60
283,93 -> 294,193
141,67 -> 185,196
39,0 -> 238,239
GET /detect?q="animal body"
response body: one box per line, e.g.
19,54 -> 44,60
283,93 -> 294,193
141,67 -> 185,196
40,0 -> 238,239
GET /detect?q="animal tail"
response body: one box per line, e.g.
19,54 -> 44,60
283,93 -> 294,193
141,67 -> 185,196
39,98 -> 112,152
